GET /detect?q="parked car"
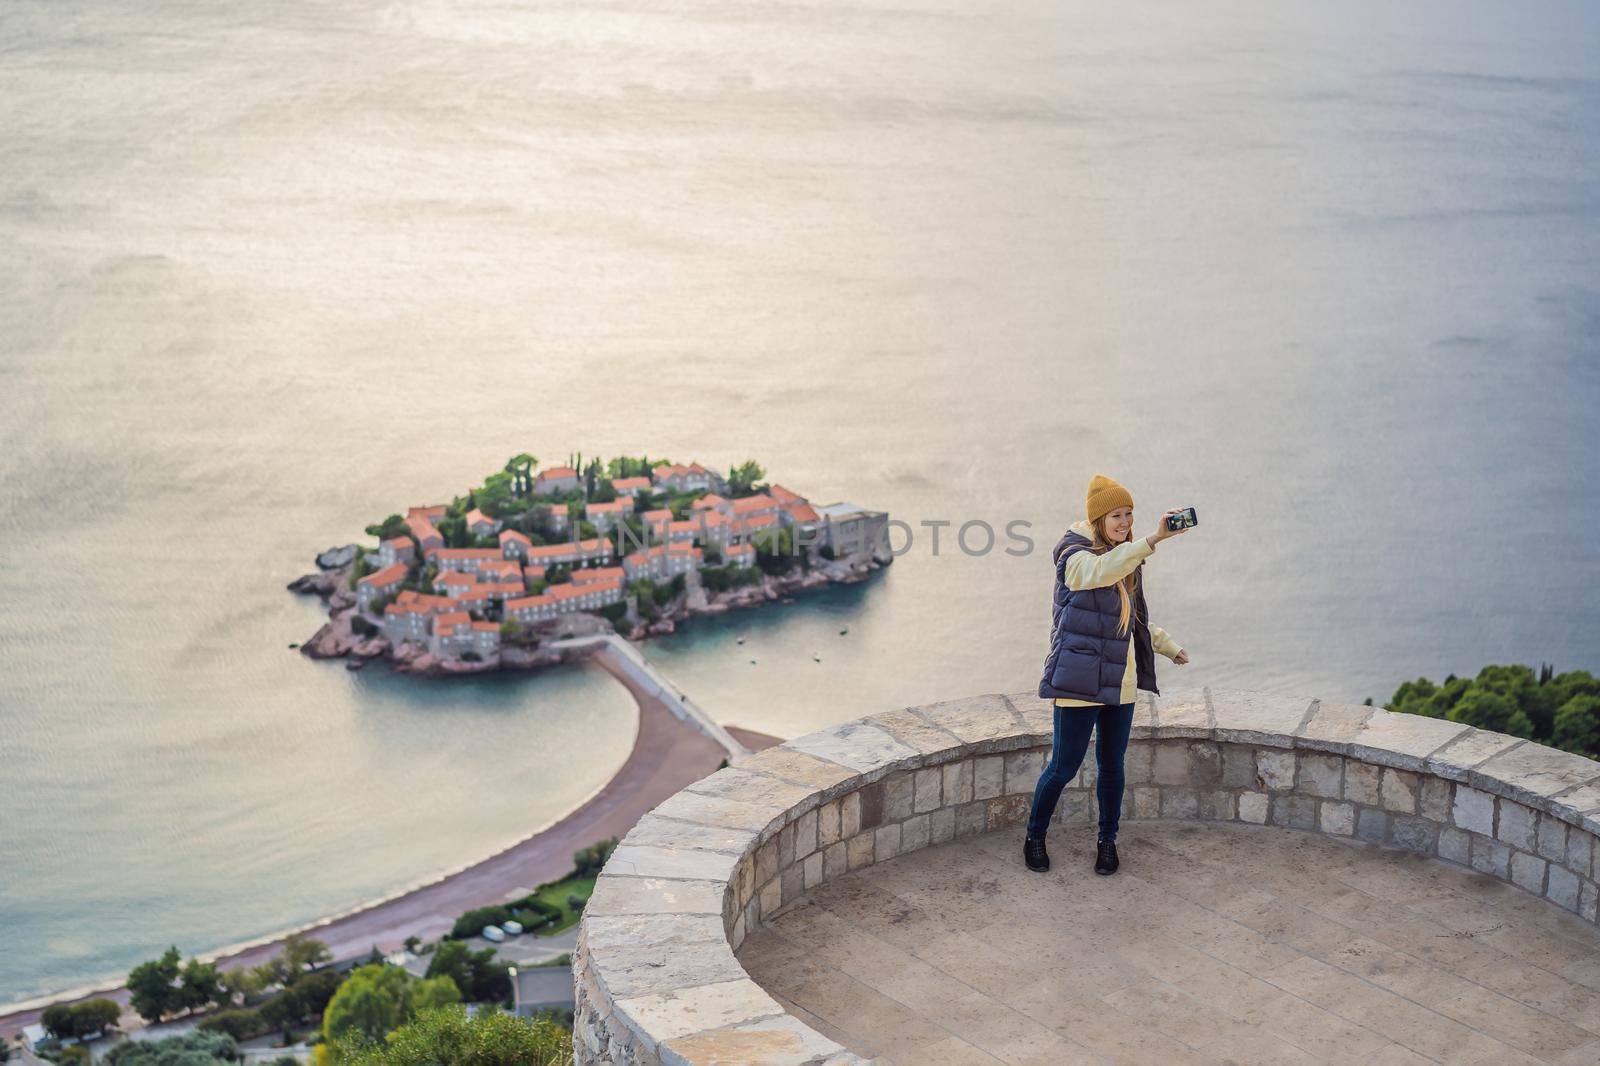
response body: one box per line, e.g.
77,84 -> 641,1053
502,920 -> 524,936
481,925 -> 506,943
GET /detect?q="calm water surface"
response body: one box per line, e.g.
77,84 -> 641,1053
2,0 -> 1598,1004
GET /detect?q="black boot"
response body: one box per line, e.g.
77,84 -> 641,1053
1023,832 -> 1050,872
1094,836 -> 1119,875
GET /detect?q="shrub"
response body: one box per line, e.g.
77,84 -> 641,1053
198,1008 -> 266,1042
449,906 -> 513,940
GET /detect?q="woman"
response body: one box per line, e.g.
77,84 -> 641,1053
1026,473 -> 1193,876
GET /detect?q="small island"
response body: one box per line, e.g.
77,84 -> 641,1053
288,454 -> 892,677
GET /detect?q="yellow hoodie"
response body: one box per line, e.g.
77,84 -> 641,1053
1052,519 -> 1184,709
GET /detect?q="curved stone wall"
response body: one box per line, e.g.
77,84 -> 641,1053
573,688 -> 1600,1065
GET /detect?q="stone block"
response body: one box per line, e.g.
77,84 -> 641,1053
1379,768 -> 1419,814
1355,807 -> 1389,843
1319,800 -> 1355,836
649,790 -> 791,837
881,773 -> 912,822
1208,689 -> 1316,744
1420,777 -> 1452,822
736,746 -> 858,798
823,841 -> 848,880
605,845 -> 740,884
817,800 -> 841,848
913,766 -> 943,813
1297,700 -> 1376,747
1391,815 -> 1437,854
1257,750 -> 1296,791
658,1013 -> 846,1066
794,808 -> 818,860
1198,790 -> 1234,821
845,831 -> 874,871
1271,794 -> 1317,830
1439,826 -> 1471,864
1422,728 -> 1524,784
784,719 -> 922,776
987,793 -> 1031,830
942,759 -> 974,806
1344,761 -> 1382,805
1470,741 -> 1600,809
929,806 -> 956,844
1221,745 -> 1256,788
1579,880 -> 1599,923
759,878 -> 782,919
915,692 -> 1025,750
1496,801 -> 1538,852
1542,857 -> 1580,909
1162,788 -> 1199,819
778,823 -> 796,869
755,840 -> 778,886
1152,742 -> 1189,785
1134,786 -> 1162,819
1187,741 -> 1223,785
1004,749 -> 1045,795
1563,826 -> 1591,874
863,706 -> 965,759
1510,851 -> 1546,894
842,791 -> 862,838
1298,753 -> 1343,798
1453,786 -> 1495,835
1059,790 -> 1093,824
781,863 -> 805,906
1345,711 -> 1470,772
901,812 -> 931,852
973,755 -> 1005,800
622,816 -> 757,855
1152,688 -> 1211,737
1470,836 -> 1510,878
955,801 -> 986,838
1238,792 -> 1268,824
1124,743 -> 1154,784
614,978 -> 786,1052
875,822 -> 902,862
802,851 -> 823,890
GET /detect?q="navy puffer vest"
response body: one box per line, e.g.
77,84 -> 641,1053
1037,528 -> 1158,704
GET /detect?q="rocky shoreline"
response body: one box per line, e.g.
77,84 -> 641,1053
289,549 -> 890,679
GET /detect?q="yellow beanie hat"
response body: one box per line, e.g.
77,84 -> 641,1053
1086,474 -> 1134,523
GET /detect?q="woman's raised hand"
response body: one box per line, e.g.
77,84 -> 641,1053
1148,509 -> 1193,545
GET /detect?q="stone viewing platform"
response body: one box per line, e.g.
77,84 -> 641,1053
573,689 -> 1600,1064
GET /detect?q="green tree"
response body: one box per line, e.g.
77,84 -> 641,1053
336,1005 -> 572,1066
475,471 -> 518,518
364,515 -> 409,541
283,934 -> 333,974
323,966 -> 459,1052
504,453 -> 537,497
176,957 -> 224,1014
127,945 -> 182,1023
1553,694 -> 1600,757
40,1000 -> 116,1041
424,942 -> 510,1004
1444,688 -> 1533,737
572,837 -> 618,877
727,459 -> 765,496
105,1031 -> 239,1065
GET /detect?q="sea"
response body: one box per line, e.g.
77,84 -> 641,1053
2,0 -> 1597,1006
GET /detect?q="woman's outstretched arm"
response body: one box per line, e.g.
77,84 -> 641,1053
1062,536 -> 1154,592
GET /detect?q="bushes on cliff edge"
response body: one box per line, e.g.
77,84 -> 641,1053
1386,664 -> 1600,759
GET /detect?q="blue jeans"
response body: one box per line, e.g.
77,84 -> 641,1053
1025,702 -> 1135,840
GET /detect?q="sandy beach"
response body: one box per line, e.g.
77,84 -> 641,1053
0,669 -> 780,1039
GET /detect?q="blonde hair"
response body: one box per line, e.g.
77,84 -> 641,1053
1089,512 -> 1140,638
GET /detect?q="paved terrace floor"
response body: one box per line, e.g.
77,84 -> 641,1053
736,821 -> 1600,1065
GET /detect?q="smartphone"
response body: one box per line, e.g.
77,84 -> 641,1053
1165,507 -> 1198,532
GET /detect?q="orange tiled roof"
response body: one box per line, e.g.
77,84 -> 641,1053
466,508 -> 495,527
612,476 -> 650,491
408,505 -> 447,519
738,513 -> 780,530
381,537 -> 414,550
406,514 -> 442,542
783,501 -> 820,523
435,611 -> 470,628
359,563 -> 408,587
499,529 -> 532,545
471,622 -> 500,633
571,566 -> 626,585
692,494 -> 727,510
768,484 -> 800,502
505,593 -> 557,611
731,494 -> 776,514
587,499 -> 631,514
536,466 -> 578,480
